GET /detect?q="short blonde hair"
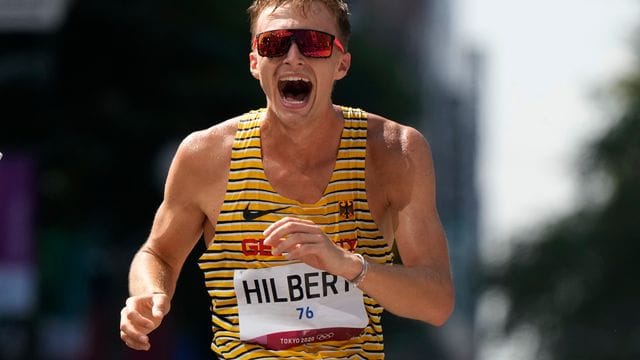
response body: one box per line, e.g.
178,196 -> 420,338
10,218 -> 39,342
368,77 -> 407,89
247,0 -> 351,46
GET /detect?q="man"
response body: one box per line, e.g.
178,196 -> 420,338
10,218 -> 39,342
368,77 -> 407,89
120,0 -> 454,358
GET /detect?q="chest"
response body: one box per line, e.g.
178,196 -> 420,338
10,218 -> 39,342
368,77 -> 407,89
262,155 -> 336,205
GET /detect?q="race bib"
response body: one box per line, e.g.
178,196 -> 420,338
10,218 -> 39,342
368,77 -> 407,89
233,263 -> 368,350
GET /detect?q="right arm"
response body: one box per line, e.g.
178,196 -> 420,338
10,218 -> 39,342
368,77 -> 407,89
119,196 -> 203,350
128,150 -> 208,299
119,124 -> 234,351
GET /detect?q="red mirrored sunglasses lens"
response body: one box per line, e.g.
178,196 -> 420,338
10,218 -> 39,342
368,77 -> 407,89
255,29 -> 339,58
256,30 -> 293,57
294,30 -> 333,57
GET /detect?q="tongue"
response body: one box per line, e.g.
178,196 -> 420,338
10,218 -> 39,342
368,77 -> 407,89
281,80 -> 311,103
287,92 -> 307,102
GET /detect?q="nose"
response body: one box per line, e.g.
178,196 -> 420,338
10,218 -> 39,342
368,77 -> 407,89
283,41 -> 305,65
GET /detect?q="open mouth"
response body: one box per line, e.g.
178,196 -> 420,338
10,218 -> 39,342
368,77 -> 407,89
278,77 -> 312,104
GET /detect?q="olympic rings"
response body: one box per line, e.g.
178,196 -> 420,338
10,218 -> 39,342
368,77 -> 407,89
316,332 -> 335,341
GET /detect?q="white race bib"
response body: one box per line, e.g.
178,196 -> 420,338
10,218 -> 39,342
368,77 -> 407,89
233,263 -> 368,350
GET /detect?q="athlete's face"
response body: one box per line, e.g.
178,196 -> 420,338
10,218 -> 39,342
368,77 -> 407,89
249,2 -> 351,122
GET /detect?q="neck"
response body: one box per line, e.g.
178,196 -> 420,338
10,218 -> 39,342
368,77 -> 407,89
261,105 -> 344,168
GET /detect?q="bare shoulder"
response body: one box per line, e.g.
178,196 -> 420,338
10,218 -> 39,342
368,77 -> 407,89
365,112 -> 434,210
164,117 -> 241,206
178,118 -> 238,162
171,117 -> 240,177
366,112 -> 432,171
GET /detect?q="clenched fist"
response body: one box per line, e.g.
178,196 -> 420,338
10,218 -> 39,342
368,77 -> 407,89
119,293 -> 170,351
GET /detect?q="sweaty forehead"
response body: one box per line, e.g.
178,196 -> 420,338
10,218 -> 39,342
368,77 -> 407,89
254,3 -> 338,35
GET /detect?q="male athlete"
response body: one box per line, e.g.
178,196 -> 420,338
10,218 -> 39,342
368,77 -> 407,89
120,0 -> 454,358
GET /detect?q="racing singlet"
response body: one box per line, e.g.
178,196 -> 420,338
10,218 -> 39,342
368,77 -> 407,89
198,106 -> 394,359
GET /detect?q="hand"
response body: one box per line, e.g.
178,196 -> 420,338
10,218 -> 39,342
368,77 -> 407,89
263,217 -> 356,276
119,293 -> 170,351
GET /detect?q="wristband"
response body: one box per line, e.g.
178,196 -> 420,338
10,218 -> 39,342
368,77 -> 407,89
349,253 -> 369,287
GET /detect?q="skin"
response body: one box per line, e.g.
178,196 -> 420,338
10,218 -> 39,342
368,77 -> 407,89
120,2 -> 454,352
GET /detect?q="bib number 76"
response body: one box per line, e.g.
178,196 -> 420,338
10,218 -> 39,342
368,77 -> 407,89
296,306 -> 314,320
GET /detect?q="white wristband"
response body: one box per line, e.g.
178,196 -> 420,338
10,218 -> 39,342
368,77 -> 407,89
349,253 -> 369,287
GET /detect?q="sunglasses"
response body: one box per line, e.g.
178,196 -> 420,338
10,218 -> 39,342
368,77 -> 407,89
253,29 -> 346,58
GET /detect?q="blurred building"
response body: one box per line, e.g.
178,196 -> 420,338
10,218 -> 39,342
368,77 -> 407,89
1,2 -> 73,360
350,0 -> 481,359
1,0 -> 480,359
0,0 -> 69,32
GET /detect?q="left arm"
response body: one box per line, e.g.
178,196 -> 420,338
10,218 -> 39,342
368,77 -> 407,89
263,125 -> 454,326
355,126 -> 454,324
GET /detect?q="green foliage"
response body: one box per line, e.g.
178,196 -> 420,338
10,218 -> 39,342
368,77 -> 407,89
486,34 -> 640,359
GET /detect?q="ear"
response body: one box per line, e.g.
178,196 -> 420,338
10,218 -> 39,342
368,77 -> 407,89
334,52 -> 351,81
249,51 -> 260,80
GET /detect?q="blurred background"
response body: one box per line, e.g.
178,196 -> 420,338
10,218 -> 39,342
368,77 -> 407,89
0,0 -> 638,359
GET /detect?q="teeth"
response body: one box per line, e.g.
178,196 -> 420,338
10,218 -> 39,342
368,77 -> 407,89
281,76 -> 310,82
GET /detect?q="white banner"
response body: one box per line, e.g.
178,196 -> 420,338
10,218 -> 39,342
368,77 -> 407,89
234,262 -> 368,350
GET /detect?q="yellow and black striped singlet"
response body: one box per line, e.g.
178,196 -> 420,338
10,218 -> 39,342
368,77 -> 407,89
198,107 -> 393,359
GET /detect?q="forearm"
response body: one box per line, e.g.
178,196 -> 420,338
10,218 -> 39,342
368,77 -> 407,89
128,246 -> 180,298
358,261 -> 454,326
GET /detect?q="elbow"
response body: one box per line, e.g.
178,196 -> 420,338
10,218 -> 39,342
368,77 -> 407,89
426,284 -> 455,327
430,297 -> 454,327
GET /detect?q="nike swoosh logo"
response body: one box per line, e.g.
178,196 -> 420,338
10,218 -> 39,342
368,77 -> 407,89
242,203 -> 290,221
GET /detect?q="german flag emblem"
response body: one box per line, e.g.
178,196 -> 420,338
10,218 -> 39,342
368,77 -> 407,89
339,200 -> 354,220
